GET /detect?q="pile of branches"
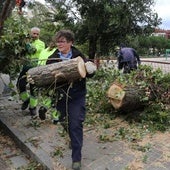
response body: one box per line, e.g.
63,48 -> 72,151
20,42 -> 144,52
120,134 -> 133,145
86,65 -> 170,131
87,65 -> 169,111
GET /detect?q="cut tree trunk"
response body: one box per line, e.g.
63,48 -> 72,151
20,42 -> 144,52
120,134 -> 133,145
107,83 -> 146,112
27,56 -> 86,87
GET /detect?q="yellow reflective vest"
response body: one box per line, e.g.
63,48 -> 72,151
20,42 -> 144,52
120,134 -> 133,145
30,39 -> 45,60
38,47 -> 56,65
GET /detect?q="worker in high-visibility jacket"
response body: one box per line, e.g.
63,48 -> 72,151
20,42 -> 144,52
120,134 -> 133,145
16,27 -> 45,118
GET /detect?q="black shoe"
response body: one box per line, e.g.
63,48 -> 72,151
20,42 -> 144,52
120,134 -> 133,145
21,100 -> 29,110
29,108 -> 37,119
52,119 -> 59,125
72,162 -> 81,170
38,106 -> 47,120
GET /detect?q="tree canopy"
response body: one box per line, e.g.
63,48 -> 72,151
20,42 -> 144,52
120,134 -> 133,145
43,0 -> 161,58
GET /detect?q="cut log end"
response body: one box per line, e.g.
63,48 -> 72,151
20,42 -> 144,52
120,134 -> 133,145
107,83 -> 125,110
109,99 -> 123,110
76,56 -> 86,78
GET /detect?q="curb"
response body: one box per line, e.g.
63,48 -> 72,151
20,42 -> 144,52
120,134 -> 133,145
0,117 -> 53,170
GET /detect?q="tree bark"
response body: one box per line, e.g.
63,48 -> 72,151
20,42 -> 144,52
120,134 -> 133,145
0,0 -> 15,36
107,83 -> 146,112
88,35 -> 97,59
27,57 -> 87,87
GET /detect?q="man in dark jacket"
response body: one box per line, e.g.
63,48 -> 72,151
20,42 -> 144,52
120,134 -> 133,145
118,43 -> 141,73
46,30 -> 96,170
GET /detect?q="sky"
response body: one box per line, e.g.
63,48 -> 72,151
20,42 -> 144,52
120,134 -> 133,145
153,0 -> 170,30
35,0 -> 170,30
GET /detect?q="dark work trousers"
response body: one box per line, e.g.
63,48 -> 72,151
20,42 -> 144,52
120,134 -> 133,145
56,93 -> 86,162
16,65 -> 36,98
118,61 -> 137,74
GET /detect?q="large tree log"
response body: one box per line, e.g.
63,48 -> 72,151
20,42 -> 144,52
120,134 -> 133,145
27,56 -> 86,87
107,83 -> 146,112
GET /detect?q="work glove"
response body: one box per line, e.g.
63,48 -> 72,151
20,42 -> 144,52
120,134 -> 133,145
27,75 -> 35,84
85,61 -> 97,74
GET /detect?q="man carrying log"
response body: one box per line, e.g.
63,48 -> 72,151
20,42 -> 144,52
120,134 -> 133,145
117,43 -> 141,73
28,29 -> 97,170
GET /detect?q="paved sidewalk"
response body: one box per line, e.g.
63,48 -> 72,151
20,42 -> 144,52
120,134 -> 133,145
0,95 -> 170,170
0,157 -> 10,170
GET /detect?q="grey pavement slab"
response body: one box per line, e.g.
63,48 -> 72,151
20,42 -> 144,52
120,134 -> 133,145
0,157 -> 11,170
10,155 -> 29,169
0,96 -> 170,170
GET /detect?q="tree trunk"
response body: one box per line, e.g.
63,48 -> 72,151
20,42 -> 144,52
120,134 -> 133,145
0,0 -> 15,36
88,35 -> 97,59
107,83 -> 146,112
27,57 -> 86,87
